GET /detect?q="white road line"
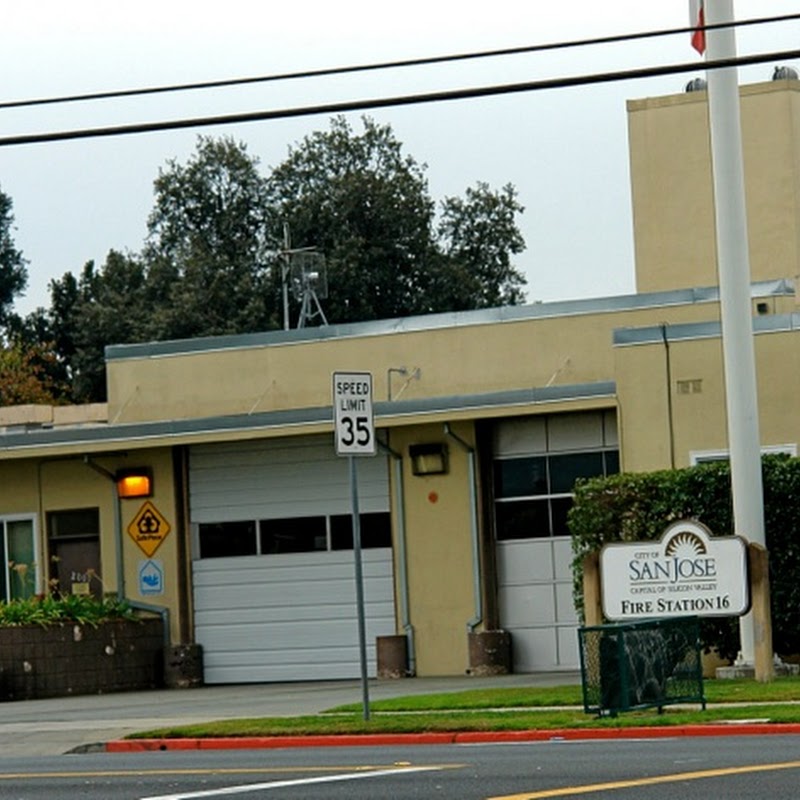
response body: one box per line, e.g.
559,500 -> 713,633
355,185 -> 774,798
140,765 -> 442,800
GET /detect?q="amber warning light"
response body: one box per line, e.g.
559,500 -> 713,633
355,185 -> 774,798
116,469 -> 153,499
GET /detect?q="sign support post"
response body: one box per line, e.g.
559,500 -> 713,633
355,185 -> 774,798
333,371 -> 376,721
349,455 -> 370,720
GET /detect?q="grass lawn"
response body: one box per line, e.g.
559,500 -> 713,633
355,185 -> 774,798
129,676 -> 800,740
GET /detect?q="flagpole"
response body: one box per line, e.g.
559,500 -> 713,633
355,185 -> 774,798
702,0 -> 770,673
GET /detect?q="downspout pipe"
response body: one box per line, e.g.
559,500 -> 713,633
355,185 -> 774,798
379,439 -> 416,676
660,323 -> 676,470
443,424 -> 483,634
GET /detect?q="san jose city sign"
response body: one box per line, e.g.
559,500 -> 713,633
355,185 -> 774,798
600,519 -> 750,621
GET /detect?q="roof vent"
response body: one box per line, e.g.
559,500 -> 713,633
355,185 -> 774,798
685,78 -> 707,92
773,66 -> 799,81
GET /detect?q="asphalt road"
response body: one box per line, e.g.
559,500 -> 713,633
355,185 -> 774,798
1,735 -> 800,799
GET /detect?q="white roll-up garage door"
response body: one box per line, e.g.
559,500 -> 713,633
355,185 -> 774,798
492,412 -> 618,672
189,435 -> 395,683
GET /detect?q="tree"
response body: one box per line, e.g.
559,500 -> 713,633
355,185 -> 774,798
0,339 -> 64,406
0,187 -> 28,331
436,182 -> 527,310
144,136 -> 277,339
38,252 -> 147,402
267,117 -> 528,324
266,116 -> 439,323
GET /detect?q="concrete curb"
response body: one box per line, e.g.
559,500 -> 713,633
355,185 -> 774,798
106,724 -> 800,752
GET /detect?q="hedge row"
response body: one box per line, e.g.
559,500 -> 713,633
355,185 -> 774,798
568,455 -> 800,661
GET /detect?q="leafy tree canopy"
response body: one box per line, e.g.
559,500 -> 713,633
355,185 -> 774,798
144,136 -> 278,339
0,187 -> 28,332
266,116 -> 438,322
437,182 -> 527,310
19,252 -> 148,403
267,116 -> 526,322
0,338 -> 64,406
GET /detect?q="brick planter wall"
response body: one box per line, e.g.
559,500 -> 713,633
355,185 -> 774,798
0,618 -> 164,700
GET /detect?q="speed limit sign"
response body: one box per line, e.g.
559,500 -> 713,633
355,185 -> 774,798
332,372 -> 376,456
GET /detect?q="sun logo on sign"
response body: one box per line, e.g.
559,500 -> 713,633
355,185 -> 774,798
664,530 -> 707,558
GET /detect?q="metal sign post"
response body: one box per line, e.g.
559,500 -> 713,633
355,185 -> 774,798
332,372 -> 376,721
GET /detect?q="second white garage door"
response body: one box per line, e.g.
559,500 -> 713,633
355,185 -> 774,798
189,435 -> 395,683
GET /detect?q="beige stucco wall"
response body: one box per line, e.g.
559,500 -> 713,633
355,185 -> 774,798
616,326 -> 800,472
628,81 -> 800,294
106,298 -> 746,426
387,422 -> 479,676
0,461 -> 41,515
752,328 -> 800,449
0,404 -> 108,428
615,335 -> 728,472
1,449 -> 184,643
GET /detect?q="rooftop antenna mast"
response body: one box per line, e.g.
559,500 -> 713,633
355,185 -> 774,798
280,223 -> 327,329
292,250 -> 328,328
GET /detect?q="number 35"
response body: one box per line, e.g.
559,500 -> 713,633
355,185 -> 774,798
341,416 -> 371,446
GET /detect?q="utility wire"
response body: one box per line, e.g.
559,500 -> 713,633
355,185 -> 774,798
1,47 -> 798,148
1,13 -> 798,111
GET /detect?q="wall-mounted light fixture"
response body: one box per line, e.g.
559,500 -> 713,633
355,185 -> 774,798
115,468 -> 153,498
409,443 -> 449,476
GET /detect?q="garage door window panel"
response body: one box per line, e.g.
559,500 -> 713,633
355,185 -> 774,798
550,496 -> 573,537
260,516 -> 327,554
495,499 -> 551,540
494,457 -> 548,497
330,512 -> 392,550
548,452 -> 605,494
199,521 -> 257,558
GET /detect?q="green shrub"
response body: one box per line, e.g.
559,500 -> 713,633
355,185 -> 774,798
568,454 -> 799,661
0,594 -> 138,628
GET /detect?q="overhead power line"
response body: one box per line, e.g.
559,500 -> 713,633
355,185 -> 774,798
1,13 -> 798,111
1,48 -> 798,148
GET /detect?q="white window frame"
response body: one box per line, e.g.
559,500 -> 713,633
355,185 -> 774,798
690,443 -> 797,465
0,514 -> 42,599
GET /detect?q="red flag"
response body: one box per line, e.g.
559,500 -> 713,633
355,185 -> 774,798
690,0 -> 706,54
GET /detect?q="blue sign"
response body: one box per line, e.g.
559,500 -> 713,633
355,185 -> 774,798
138,559 -> 164,596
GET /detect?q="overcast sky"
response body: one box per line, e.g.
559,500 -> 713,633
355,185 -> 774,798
1,1 -> 798,318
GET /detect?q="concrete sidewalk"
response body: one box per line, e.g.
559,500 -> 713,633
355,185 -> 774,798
0,672 -> 580,757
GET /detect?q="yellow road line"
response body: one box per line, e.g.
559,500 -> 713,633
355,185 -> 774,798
488,760 -> 800,799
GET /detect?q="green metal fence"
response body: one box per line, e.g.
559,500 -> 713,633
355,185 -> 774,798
578,616 -> 706,717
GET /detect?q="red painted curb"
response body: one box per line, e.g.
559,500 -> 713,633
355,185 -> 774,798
455,724 -> 800,741
106,724 -> 800,752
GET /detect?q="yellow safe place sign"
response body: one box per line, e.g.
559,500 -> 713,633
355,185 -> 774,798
127,500 -> 171,557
